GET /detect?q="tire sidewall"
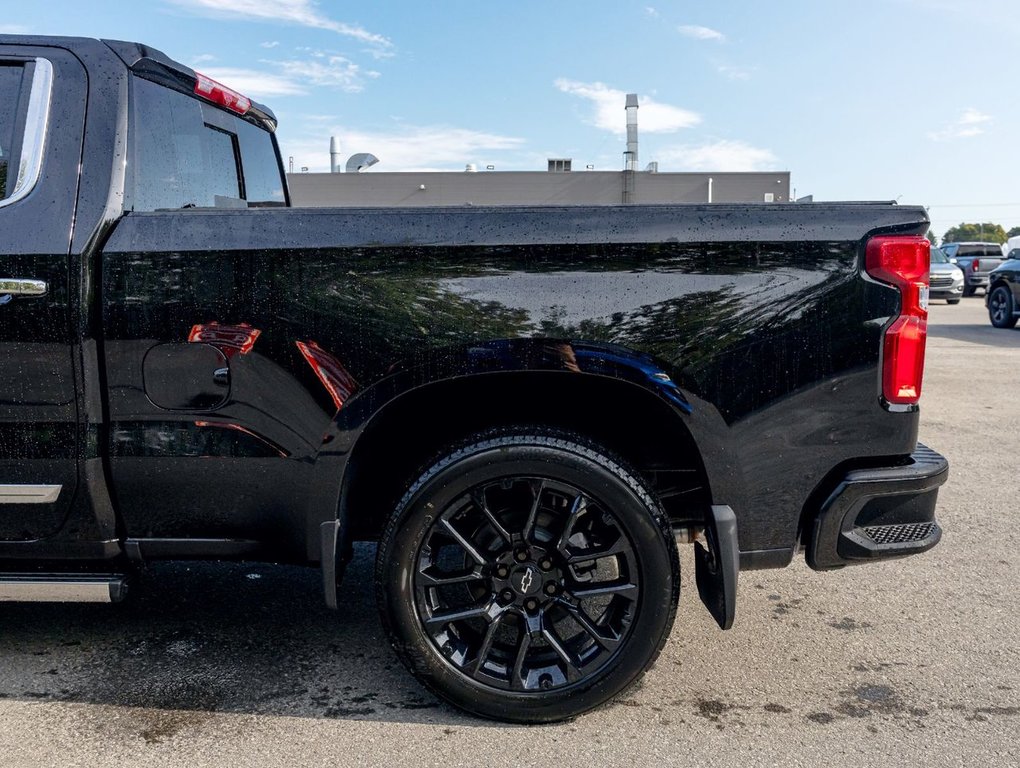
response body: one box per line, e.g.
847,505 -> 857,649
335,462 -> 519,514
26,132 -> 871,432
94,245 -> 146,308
377,438 -> 678,723
990,286 -> 1015,328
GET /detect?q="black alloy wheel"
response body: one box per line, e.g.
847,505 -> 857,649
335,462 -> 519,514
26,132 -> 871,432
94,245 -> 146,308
376,431 -> 680,723
988,285 -> 1018,329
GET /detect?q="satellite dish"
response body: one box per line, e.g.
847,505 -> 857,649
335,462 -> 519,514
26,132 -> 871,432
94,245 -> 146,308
346,153 -> 379,173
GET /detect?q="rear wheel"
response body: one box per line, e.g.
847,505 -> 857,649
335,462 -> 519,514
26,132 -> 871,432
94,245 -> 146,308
947,298 -> 961,305
963,284 -> 976,297
375,431 -> 680,723
988,285 -> 1018,328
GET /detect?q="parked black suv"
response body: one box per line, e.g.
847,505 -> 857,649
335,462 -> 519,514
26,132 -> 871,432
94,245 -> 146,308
987,250 -> 1020,328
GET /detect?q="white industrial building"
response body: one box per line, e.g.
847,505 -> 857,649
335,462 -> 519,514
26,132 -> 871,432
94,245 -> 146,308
288,93 -> 792,207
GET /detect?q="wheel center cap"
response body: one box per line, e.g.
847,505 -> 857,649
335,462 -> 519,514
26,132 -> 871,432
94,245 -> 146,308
511,565 -> 541,596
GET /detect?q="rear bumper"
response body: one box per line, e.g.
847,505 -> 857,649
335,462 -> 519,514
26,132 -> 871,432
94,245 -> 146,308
807,444 -> 947,570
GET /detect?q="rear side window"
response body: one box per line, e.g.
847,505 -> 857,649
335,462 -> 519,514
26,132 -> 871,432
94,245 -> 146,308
956,245 -> 1001,257
0,64 -> 27,200
125,76 -> 285,211
236,118 -> 287,207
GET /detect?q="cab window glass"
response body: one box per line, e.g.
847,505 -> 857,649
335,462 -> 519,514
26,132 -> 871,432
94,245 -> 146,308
126,76 -> 284,211
126,77 -> 241,211
0,64 -> 26,200
236,118 -> 285,207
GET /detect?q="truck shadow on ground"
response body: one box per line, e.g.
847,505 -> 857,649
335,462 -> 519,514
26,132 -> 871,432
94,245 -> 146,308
0,544 -> 488,729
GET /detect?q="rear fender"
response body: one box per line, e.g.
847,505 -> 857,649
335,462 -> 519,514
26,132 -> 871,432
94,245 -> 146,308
309,338 -> 734,573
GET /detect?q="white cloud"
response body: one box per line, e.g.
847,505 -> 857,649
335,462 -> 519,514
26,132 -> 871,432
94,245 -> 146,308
928,108 -> 992,141
644,6 -> 660,17
678,25 -> 725,41
283,125 -> 525,172
656,140 -> 778,171
199,67 -> 307,98
716,63 -> 752,81
269,55 -> 377,93
260,41 -> 280,48
190,54 -> 218,66
201,50 -> 381,98
554,79 -> 700,134
166,0 -> 393,49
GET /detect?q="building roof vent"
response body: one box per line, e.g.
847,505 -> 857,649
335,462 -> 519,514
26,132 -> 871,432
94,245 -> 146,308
547,158 -> 572,172
346,153 -> 379,173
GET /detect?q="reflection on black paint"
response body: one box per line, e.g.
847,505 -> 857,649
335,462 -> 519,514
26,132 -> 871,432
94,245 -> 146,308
295,340 -> 358,411
112,421 -> 287,458
276,242 -> 872,422
104,241 -> 879,423
0,424 -> 77,460
188,322 -> 261,357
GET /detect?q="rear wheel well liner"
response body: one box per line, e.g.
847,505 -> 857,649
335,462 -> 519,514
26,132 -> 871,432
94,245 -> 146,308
339,371 -> 712,541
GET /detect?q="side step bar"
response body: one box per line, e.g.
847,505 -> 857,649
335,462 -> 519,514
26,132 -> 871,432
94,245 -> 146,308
0,574 -> 129,603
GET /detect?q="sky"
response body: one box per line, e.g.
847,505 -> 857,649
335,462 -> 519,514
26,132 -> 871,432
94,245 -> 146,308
2,0 -> 1018,238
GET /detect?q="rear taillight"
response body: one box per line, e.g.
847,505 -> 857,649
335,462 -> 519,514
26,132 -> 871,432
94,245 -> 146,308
194,72 -> 252,115
971,258 -> 981,272
865,235 -> 930,405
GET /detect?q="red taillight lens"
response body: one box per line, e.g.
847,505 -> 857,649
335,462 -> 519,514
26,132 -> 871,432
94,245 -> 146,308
194,72 -> 252,115
865,236 -> 929,405
971,258 -> 980,272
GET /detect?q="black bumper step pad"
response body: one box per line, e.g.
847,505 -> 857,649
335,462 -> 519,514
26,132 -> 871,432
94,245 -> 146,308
863,522 -> 939,546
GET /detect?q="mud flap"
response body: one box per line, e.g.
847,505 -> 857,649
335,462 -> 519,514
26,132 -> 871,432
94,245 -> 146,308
320,520 -> 342,610
694,505 -> 738,630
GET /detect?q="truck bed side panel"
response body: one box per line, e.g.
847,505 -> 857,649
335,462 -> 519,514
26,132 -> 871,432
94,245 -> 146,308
99,204 -> 926,559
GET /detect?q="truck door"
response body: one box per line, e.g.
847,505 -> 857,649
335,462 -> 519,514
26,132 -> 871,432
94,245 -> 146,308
0,47 -> 87,541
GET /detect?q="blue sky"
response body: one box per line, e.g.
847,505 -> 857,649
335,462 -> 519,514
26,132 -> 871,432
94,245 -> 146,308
2,0 -> 1018,237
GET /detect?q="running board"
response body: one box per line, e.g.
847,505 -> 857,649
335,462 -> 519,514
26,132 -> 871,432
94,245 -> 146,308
0,574 -> 128,603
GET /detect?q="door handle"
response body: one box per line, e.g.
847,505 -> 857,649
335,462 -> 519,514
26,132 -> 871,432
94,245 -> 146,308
0,278 -> 48,298
213,367 -> 230,386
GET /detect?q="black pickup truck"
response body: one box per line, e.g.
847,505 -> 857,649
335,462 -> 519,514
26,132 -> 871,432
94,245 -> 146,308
0,36 -> 947,722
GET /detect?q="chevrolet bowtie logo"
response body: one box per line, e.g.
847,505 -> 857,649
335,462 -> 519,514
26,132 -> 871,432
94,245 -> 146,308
519,568 -> 534,594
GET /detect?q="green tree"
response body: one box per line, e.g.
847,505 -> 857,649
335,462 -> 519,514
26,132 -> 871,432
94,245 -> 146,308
925,228 -> 938,247
1007,226 -> 1020,239
942,222 -> 1007,244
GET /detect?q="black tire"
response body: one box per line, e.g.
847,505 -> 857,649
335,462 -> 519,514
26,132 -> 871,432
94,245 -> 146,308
375,430 -> 680,723
947,299 -> 961,305
963,284 -> 976,298
988,285 -> 1018,329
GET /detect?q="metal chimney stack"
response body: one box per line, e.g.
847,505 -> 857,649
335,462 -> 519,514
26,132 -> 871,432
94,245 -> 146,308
330,136 -> 341,174
624,93 -> 639,171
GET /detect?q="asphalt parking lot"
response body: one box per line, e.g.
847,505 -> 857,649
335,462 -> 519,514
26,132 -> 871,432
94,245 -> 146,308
1,296 -> 1017,767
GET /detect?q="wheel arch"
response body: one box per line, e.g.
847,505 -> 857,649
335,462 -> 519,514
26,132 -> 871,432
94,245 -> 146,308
338,369 -> 714,542
988,277 -> 1012,300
